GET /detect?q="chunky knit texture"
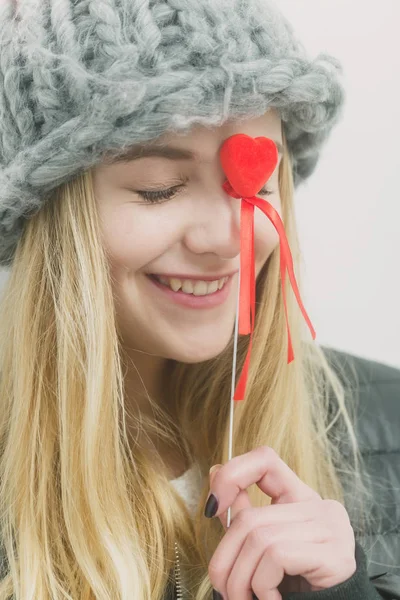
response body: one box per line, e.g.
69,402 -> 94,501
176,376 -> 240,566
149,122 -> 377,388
0,0 -> 346,268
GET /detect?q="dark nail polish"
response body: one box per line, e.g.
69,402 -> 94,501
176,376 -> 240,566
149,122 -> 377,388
212,589 -> 223,600
204,493 -> 218,517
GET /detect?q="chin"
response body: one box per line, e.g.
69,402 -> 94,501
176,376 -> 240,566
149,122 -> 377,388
169,338 -> 231,365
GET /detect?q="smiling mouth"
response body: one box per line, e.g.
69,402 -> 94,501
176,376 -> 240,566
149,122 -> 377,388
147,274 -> 231,296
145,272 -> 234,309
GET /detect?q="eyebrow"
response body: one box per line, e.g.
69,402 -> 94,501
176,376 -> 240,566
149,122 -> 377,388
104,139 -> 284,165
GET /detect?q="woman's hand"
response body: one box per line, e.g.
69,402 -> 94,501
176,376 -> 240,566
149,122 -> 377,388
205,445 -> 356,600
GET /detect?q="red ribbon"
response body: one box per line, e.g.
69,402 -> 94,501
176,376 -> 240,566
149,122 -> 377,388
220,134 -> 316,401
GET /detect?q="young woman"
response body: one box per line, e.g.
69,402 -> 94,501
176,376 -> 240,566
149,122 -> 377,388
0,0 -> 398,599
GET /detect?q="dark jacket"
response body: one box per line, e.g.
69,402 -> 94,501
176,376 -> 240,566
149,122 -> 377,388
280,347 -> 400,600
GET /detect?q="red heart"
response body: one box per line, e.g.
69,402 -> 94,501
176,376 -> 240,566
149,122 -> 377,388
219,134 -> 279,198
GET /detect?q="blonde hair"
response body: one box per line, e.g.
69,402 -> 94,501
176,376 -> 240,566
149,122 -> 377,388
0,126 -> 375,599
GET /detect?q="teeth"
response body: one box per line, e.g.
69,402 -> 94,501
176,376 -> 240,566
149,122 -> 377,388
207,280 -> 219,294
169,278 -> 182,292
157,275 -> 229,295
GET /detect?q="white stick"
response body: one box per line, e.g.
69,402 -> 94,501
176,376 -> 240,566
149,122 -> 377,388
226,263 -> 241,529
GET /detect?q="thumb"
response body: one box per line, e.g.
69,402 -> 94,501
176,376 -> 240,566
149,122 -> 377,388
208,463 -> 253,530
209,463 -> 223,483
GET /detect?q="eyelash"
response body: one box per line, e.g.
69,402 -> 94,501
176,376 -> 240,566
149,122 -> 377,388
136,184 -> 274,204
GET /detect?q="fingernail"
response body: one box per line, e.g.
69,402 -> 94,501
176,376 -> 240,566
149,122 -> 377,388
212,589 -> 224,600
204,493 -> 218,518
209,464 -> 222,476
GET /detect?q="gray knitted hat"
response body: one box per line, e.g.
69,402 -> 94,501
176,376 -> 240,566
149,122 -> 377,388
0,0 -> 346,268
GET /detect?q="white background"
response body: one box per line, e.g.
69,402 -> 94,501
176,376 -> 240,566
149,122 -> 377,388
0,0 -> 399,369
278,0 -> 400,369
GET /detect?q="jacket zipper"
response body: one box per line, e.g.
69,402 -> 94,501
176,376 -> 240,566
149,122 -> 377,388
174,540 -> 184,599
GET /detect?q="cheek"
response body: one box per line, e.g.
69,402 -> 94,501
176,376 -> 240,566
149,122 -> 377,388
99,204 -> 181,272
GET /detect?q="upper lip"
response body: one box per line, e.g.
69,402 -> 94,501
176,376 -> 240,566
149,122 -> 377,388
148,270 -> 238,281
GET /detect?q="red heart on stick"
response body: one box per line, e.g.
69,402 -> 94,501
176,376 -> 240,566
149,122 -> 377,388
219,134 -> 279,198
219,132 -> 316,401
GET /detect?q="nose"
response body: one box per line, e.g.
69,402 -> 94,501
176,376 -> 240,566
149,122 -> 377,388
182,182 -> 242,259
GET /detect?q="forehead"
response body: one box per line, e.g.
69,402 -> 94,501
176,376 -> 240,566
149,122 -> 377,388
102,111 -> 283,167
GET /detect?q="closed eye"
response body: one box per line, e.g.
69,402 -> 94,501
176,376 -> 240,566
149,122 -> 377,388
136,185 -> 185,204
135,185 -> 275,204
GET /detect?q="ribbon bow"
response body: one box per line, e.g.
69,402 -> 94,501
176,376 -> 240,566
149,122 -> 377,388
219,134 -> 316,401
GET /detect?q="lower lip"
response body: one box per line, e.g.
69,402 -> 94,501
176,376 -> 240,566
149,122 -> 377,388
146,274 -> 235,308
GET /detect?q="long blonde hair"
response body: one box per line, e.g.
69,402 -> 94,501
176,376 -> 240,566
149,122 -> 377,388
0,126 -> 375,599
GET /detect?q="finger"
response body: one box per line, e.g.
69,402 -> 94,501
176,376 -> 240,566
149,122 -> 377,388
210,496 -> 322,535
210,464 -> 253,530
208,501 -> 324,574
233,537 -> 284,600
219,489 -> 253,530
207,446 -> 320,518
252,541 -> 318,600
251,540 -> 354,597
209,520 -> 329,599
